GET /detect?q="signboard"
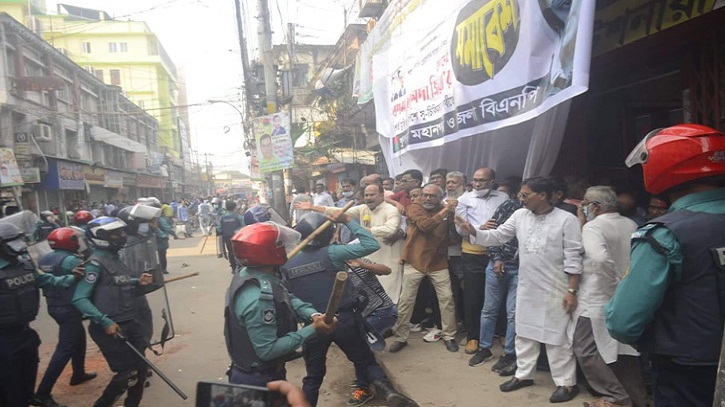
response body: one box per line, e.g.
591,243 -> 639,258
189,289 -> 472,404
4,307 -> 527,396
20,167 -> 40,183
105,171 -> 124,188
253,112 -> 294,173
83,166 -> 106,185
14,76 -> 66,91
354,0 -> 595,157
58,161 -> 84,190
137,174 -> 166,189
0,148 -> 24,187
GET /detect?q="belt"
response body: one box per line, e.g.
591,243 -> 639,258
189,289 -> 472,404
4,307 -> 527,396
232,363 -> 285,375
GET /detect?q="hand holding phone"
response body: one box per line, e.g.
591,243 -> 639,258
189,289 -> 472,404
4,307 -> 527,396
196,381 -> 292,407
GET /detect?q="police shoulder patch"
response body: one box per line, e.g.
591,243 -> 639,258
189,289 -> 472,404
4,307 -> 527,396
263,308 -> 275,324
85,272 -> 98,283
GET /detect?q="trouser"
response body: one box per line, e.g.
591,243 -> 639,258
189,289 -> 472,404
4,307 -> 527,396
0,325 -> 40,407
36,306 -> 88,397
229,365 -> 285,387
393,264 -> 457,342
303,309 -> 387,406
89,320 -> 148,407
410,277 -> 440,328
199,216 -> 210,236
461,253 -> 488,340
479,262 -> 517,355
448,256 -> 465,323
650,355 -> 716,407
573,317 -> 647,406
223,238 -> 237,271
365,305 -> 398,337
157,247 -> 168,272
515,335 -> 576,386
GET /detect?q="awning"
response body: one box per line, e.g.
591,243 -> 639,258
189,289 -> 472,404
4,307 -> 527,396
91,126 -> 148,153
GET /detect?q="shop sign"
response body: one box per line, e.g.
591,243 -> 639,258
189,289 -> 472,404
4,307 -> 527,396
105,171 -> 124,188
58,161 -> 84,190
20,167 -> 40,183
122,172 -> 136,186
83,166 -> 106,185
0,148 -> 24,187
136,174 -> 166,189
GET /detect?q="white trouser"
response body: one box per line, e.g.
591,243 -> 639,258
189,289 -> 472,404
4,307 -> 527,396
515,335 -> 577,386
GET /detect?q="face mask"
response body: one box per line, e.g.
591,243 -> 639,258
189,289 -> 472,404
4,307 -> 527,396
342,191 -> 354,198
582,204 -> 596,222
475,188 -> 491,198
109,236 -> 128,252
138,223 -> 150,235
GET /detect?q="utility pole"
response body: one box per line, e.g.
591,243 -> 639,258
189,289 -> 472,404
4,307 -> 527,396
233,0 -> 255,127
257,0 -> 287,218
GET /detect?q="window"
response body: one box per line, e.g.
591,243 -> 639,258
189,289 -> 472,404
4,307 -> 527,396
110,69 -> 121,86
83,66 -> 94,74
82,42 -> 91,53
120,42 -> 128,52
108,42 -> 117,53
94,69 -> 104,81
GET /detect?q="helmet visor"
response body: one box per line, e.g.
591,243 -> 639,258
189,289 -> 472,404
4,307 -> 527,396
6,237 -> 27,253
268,222 -> 301,255
625,128 -> 662,168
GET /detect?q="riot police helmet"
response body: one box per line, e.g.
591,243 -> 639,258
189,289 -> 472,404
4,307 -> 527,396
85,216 -> 128,252
48,227 -> 87,253
294,212 -> 334,247
73,210 -> 94,226
244,204 -> 272,225
0,222 -> 27,258
232,222 -> 300,266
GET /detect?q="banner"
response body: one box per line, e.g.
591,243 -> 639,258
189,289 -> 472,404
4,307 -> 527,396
354,0 -> 595,157
0,148 -> 24,187
253,112 -> 294,173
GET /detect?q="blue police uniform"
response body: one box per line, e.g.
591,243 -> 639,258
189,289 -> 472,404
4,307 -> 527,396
606,188 -> 725,407
217,212 -> 245,272
280,219 -> 386,406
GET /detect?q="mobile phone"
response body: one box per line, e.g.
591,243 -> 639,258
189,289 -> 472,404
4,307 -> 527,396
196,381 -> 290,407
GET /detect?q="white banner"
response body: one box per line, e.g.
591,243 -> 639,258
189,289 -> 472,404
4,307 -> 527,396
354,0 -> 594,157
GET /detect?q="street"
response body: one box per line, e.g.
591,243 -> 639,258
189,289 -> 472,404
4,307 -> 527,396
34,235 -> 585,407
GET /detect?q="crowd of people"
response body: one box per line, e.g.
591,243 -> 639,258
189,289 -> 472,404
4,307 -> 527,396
1,124 -> 724,407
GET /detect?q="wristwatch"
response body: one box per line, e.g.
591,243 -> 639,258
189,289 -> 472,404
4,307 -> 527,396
567,288 -> 578,295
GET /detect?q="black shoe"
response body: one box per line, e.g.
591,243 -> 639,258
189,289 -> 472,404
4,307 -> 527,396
29,394 -> 67,407
389,341 -> 407,353
468,348 -> 493,366
372,380 -> 419,407
500,377 -> 534,392
492,353 -> 516,372
444,339 -> 459,352
549,385 -> 579,403
498,360 -> 518,377
70,372 -> 97,386
162,270 -> 170,274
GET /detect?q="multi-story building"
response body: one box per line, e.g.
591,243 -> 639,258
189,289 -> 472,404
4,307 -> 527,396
0,11 -> 169,213
33,4 -> 192,186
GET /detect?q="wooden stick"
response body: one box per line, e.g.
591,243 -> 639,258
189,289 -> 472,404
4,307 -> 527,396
287,200 -> 356,260
163,271 -> 199,284
324,271 -> 348,323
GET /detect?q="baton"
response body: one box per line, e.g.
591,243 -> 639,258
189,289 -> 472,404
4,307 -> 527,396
324,271 -> 348,324
200,232 -> 210,254
117,331 -> 188,400
287,200 -> 356,260
163,271 -> 199,284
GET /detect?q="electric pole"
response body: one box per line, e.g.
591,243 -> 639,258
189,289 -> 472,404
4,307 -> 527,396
257,0 -> 287,218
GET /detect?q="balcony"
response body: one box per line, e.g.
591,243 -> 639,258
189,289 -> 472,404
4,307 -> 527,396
359,0 -> 387,19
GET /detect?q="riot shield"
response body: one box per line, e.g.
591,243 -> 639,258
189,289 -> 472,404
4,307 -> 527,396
0,210 -> 50,264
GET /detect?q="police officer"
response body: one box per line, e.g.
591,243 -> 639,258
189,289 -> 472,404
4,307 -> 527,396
225,221 -> 336,387
217,200 -> 245,272
117,204 -> 163,346
0,223 -> 80,407
73,217 -> 154,407
281,212 -> 418,407
156,204 -> 177,274
32,227 -> 97,407
72,210 -> 94,229
606,124 -> 725,407
32,210 -> 59,242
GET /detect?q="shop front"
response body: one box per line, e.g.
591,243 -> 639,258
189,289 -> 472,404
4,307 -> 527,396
136,173 -> 167,201
37,158 -> 85,213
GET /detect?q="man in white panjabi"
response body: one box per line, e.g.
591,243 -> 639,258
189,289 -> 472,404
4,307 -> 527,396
458,177 -> 583,404
297,184 -> 405,304
574,186 -> 647,407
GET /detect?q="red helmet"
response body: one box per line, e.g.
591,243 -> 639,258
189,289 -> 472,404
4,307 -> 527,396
47,227 -> 86,253
73,210 -> 94,226
231,222 -> 300,267
626,124 -> 725,195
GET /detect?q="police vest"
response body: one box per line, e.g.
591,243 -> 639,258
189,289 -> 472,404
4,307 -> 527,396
36,222 -> 56,241
224,272 -> 296,372
89,252 -> 137,323
280,247 -> 355,312
39,251 -> 81,309
0,259 -> 39,326
639,209 -> 725,364
220,214 -> 243,239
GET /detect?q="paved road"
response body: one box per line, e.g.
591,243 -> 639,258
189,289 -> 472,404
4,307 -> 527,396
33,234 -> 590,406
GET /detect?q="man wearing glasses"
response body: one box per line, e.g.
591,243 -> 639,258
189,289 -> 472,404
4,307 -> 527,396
454,167 -> 507,354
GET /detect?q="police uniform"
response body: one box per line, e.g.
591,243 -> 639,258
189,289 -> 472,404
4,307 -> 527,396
280,219 -> 390,406
217,211 -> 245,271
155,215 -> 175,274
35,249 -> 89,399
606,188 -> 725,407
73,249 -> 149,407
33,220 -> 58,242
0,256 -> 75,407
225,266 -> 318,387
